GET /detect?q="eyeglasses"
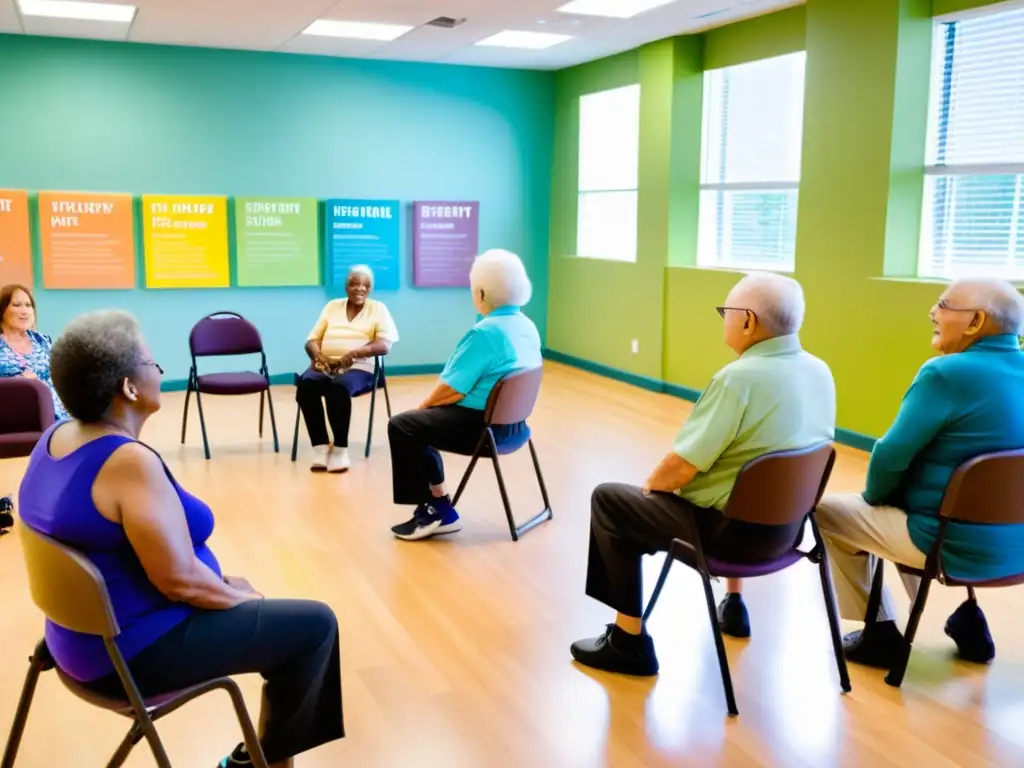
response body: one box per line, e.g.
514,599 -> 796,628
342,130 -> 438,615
139,360 -> 164,376
716,306 -> 755,319
936,299 -> 977,313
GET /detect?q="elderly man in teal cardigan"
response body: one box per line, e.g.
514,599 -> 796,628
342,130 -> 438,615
816,277 -> 1024,669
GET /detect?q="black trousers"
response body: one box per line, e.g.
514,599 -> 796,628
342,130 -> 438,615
85,599 -> 344,764
587,483 -> 803,618
387,406 -> 525,506
296,368 -> 376,448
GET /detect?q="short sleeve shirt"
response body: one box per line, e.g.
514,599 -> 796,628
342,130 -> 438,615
673,335 -> 836,510
307,298 -> 399,374
441,305 -> 542,411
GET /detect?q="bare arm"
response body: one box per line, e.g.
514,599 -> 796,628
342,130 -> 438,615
94,443 -> 257,610
419,381 -> 465,410
643,452 -> 700,494
336,339 -> 392,369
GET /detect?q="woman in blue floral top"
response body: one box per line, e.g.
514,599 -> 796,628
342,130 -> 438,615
0,284 -> 68,420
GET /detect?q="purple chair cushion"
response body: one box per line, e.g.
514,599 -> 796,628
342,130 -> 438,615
704,550 -> 805,578
196,372 -> 268,396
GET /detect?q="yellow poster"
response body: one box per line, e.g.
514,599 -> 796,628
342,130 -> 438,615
142,194 -> 229,288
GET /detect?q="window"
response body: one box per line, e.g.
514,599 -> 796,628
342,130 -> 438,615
919,6 -> 1024,280
576,84 -> 641,262
697,52 -> 806,271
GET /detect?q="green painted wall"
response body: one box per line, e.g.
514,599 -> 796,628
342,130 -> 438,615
547,0 -> 1011,440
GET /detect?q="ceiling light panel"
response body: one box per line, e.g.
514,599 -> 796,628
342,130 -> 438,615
474,30 -> 573,49
17,0 -> 136,23
557,0 -> 678,19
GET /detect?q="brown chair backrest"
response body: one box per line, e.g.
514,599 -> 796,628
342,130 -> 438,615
723,442 -> 836,526
0,377 -> 56,434
484,366 -> 543,426
19,524 -> 120,638
939,449 -> 1024,525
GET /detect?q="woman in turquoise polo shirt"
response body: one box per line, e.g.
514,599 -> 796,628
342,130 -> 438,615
387,249 -> 542,542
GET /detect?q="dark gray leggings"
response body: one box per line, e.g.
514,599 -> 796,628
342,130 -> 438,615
86,598 -> 344,763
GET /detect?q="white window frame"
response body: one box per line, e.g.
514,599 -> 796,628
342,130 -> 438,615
575,84 -> 641,263
918,6 -> 1024,280
696,51 -> 806,273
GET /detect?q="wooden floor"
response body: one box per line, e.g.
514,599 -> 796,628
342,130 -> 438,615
2,362 -> 1024,767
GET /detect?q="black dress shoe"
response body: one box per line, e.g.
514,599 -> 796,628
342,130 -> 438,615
945,598 -> 995,664
717,593 -> 751,639
570,624 -> 659,676
843,620 -> 908,669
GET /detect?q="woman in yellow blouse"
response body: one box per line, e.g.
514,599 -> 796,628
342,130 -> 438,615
300,266 -> 399,472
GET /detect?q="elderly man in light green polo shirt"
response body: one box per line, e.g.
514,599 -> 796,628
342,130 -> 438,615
570,272 -> 836,677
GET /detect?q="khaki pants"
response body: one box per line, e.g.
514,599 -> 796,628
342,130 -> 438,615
815,493 -> 928,623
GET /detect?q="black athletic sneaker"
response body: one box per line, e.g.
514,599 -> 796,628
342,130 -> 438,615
843,620 -> 908,669
717,593 -> 751,638
217,743 -> 251,766
0,495 -> 14,534
945,598 -> 995,664
570,624 -> 659,676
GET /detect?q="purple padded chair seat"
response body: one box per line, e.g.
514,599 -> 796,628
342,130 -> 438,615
196,372 -> 268,396
895,562 -> 1024,589
0,432 -> 45,460
706,550 -> 805,578
56,667 -> 182,716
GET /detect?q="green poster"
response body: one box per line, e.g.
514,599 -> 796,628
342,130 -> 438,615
235,197 -> 320,286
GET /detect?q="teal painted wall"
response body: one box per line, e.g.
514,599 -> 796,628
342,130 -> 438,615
0,35 -> 554,380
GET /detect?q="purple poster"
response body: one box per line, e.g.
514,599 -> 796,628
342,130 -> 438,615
412,201 -> 480,287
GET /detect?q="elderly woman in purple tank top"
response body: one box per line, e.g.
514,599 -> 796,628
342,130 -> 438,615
17,310 -> 343,768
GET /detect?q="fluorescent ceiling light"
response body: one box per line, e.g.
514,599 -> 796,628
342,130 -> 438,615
302,19 -> 413,41
475,31 -> 573,49
17,0 -> 136,23
557,0 -> 678,19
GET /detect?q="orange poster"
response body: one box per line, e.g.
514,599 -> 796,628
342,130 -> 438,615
0,190 -> 33,287
39,191 -> 136,289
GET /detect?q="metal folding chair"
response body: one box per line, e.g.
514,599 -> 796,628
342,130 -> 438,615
2,525 -> 268,768
449,366 -> 553,542
863,448 -> 1024,687
180,312 -> 279,460
291,356 -> 392,461
642,443 -> 850,716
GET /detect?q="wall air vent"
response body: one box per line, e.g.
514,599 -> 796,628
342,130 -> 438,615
426,16 -> 466,28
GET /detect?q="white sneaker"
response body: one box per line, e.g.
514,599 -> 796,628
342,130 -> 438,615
310,445 -> 330,472
327,447 -> 351,473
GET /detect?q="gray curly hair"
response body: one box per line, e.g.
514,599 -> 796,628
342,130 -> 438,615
50,310 -> 147,423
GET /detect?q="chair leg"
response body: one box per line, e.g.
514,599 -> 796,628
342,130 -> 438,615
180,377 -> 192,445
383,380 -> 392,418
885,576 -> 933,688
194,389 -> 211,460
503,437 -> 554,541
105,723 -> 144,768
1,648 -> 48,768
365,383 -> 377,459
818,552 -> 852,693
487,432 -> 519,542
452,434 -> 487,507
699,566 -> 738,716
264,389 -> 279,453
528,439 -> 553,516
291,403 -> 301,463
863,556 -> 886,629
641,550 -> 676,623
967,585 -> 977,603
223,680 -> 269,768
258,392 -> 265,438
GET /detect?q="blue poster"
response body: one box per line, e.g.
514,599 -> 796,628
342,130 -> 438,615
324,199 -> 401,291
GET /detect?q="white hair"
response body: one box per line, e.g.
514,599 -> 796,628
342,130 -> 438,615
732,272 -> 806,336
950,278 -> 1024,334
346,264 -> 374,288
469,249 -> 533,308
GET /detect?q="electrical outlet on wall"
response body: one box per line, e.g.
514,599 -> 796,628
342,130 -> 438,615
631,339 -> 639,354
